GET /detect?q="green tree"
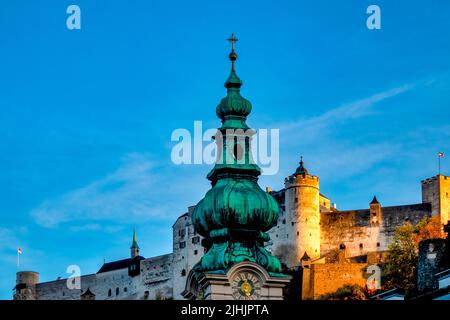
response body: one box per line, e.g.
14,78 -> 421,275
382,216 -> 446,294
383,223 -> 417,293
318,284 -> 368,300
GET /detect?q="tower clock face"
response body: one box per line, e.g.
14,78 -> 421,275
231,272 -> 261,300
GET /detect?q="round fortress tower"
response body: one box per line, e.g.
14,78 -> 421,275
16,271 -> 39,286
284,157 -> 321,266
14,271 -> 39,300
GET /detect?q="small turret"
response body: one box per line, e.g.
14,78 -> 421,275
130,229 -> 140,259
370,196 -> 381,226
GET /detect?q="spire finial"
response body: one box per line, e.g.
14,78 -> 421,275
227,33 -> 239,70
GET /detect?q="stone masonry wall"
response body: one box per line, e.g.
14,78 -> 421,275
320,204 -> 432,258
307,263 -> 369,299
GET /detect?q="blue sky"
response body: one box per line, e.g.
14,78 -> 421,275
1,0 -> 449,299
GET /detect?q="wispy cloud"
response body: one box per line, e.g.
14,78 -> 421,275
30,153 -> 200,228
68,224 -> 122,233
259,83 -> 419,191
277,84 -> 414,144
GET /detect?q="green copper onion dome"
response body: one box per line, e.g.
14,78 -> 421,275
216,70 -> 252,124
193,178 -> 279,236
191,34 -> 282,275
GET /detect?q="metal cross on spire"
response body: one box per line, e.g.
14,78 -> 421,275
227,33 -> 239,70
227,33 -> 239,51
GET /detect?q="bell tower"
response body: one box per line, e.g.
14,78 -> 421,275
183,34 -> 291,300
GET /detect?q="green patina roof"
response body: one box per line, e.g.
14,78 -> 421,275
191,35 -> 283,275
130,229 -> 139,249
216,70 -> 252,130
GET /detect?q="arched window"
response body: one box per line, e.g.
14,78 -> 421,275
339,244 -> 346,250
181,269 -> 186,277
116,287 -> 119,296
108,289 -> 111,297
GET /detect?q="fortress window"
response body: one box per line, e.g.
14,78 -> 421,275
291,222 -> 294,226
377,242 -> 380,247
359,243 -> 364,249
116,288 -> 119,296
179,229 -> 186,237
194,250 -> 198,255
192,236 -> 200,244
295,197 -> 298,203
108,289 -> 111,297
179,241 -> 186,249
124,287 -> 127,292
282,219 -> 286,224
339,244 -> 346,250
181,269 -> 186,277
297,232 -> 299,236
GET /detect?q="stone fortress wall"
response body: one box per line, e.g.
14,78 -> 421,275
13,162 -> 450,300
267,163 -> 448,267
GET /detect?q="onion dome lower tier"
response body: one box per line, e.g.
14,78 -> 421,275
192,178 -> 279,238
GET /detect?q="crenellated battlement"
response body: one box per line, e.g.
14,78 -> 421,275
285,174 -> 319,189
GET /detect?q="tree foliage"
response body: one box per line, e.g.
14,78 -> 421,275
318,284 -> 368,300
382,216 -> 446,294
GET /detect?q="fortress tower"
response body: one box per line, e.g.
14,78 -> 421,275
284,157 -> 321,267
422,175 -> 450,225
14,271 -> 39,300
